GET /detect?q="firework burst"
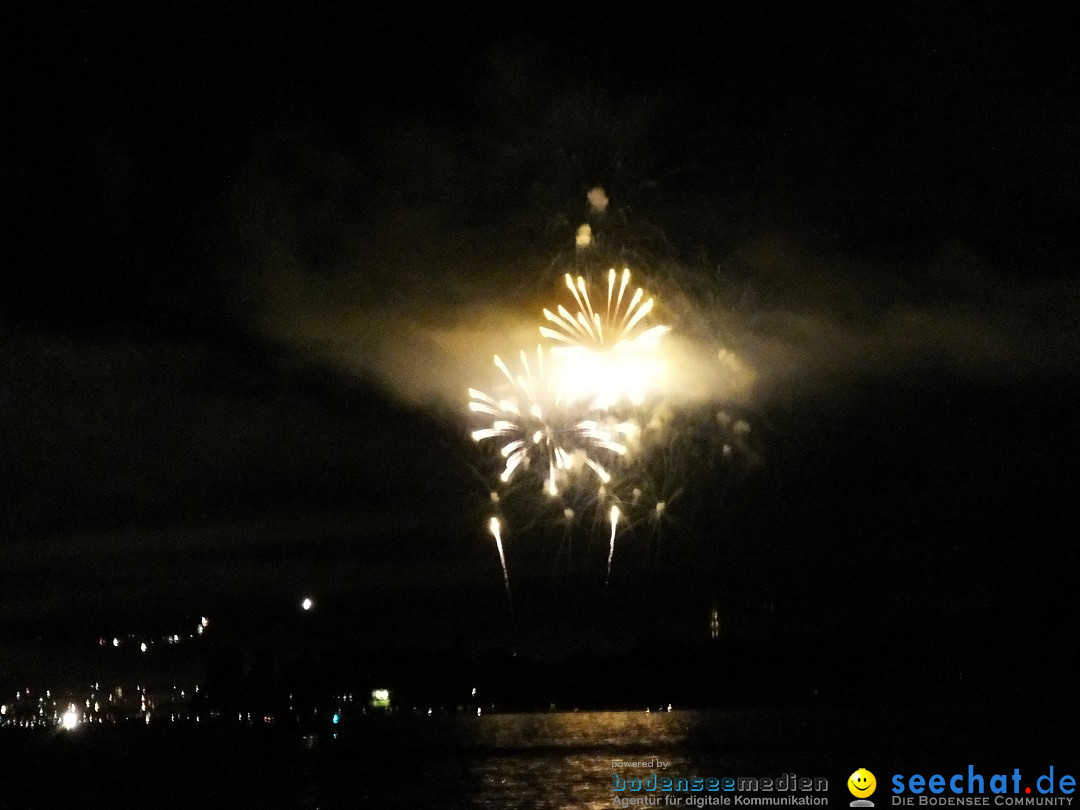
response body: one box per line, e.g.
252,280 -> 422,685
463,257 -> 723,600
539,268 -> 670,408
468,346 -> 632,497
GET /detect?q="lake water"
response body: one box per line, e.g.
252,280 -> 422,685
3,706 -> 1074,808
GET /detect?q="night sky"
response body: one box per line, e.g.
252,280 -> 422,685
3,3 -> 1078,692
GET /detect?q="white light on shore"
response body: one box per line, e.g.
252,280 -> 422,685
301,597 -> 314,611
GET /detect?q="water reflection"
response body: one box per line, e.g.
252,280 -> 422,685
8,705 -> 1048,808
297,710 -> 750,808
463,709 -> 695,750
455,711 -> 760,809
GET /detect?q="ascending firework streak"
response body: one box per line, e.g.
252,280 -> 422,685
468,347 -> 629,497
540,268 -> 671,408
605,504 -> 621,587
488,517 -> 512,611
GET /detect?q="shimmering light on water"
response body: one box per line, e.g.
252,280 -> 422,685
3,706 -> 1068,808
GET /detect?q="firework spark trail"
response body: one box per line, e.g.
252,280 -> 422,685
559,506 -> 575,566
540,269 -> 670,352
539,269 -> 670,408
488,517 -> 512,611
468,347 -> 629,497
653,499 -> 667,560
605,504 -> 621,587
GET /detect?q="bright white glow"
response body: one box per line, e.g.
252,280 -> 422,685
112,637 -> 119,647
606,505 -> 621,586
539,269 -> 670,409
61,706 -> 79,731
301,597 -> 314,611
140,642 -> 147,653
469,347 -> 628,494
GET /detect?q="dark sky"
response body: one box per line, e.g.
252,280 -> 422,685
2,3 -> 1078,674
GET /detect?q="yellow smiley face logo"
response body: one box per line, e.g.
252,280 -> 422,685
848,768 -> 877,798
